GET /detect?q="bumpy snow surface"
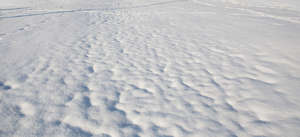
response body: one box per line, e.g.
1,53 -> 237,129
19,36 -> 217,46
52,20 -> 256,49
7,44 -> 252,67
1,0 -> 300,137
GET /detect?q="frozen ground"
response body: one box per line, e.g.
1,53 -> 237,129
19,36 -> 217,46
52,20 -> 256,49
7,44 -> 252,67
1,0 -> 300,137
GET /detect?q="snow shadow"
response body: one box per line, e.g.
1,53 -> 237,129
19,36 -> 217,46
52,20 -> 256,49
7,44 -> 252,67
0,81 -> 11,90
65,124 -> 93,137
0,7 -> 29,11
0,0 -> 186,19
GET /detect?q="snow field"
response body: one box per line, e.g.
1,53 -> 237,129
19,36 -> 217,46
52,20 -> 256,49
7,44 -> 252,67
1,0 -> 300,137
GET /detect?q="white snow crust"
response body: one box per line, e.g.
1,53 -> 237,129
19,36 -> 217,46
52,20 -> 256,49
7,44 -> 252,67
1,0 -> 300,137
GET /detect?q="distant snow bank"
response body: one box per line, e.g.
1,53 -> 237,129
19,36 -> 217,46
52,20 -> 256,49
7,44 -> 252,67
0,0 -> 34,7
193,0 -> 300,11
2,0 -> 300,11
227,0 -> 300,8
0,0 -> 111,9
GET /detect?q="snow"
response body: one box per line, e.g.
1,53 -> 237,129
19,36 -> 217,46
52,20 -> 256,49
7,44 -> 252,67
1,0 -> 300,137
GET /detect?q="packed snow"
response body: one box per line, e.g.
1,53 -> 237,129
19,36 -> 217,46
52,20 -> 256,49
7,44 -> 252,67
1,0 -> 300,137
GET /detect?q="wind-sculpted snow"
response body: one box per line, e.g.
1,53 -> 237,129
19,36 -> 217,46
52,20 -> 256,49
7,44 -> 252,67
1,0 -> 300,137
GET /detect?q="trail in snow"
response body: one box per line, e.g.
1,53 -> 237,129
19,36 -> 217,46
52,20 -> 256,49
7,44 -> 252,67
1,0 -> 300,137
